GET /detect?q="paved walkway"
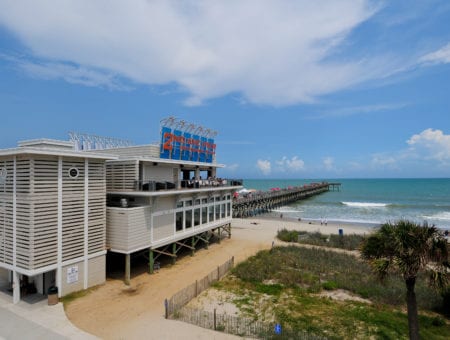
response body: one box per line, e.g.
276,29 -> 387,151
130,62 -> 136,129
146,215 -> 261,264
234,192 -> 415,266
0,290 -> 97,340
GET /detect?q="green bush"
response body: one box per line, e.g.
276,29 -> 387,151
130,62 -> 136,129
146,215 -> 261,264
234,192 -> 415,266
322,280 -> 338,290
276,229 -> 366,250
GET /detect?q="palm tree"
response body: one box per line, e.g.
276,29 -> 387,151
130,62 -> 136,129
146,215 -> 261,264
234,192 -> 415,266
360,220 -> 449,340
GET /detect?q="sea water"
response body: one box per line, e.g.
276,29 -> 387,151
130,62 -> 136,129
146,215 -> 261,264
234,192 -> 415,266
242,179 -> 450,229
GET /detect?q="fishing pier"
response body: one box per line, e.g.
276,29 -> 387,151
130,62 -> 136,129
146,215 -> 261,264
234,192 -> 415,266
232,182 -> 340,218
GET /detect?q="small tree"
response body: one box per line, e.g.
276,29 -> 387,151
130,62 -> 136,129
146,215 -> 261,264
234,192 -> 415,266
360,220 -> 449,340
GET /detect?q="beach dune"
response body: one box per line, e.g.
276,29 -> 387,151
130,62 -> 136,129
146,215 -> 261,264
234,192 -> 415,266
65,217 -> 371,339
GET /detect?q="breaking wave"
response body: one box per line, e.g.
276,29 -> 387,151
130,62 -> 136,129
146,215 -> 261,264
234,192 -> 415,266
341,201 -> 390,208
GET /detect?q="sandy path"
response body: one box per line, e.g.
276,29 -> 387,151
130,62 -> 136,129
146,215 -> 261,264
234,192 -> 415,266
65,218 -> 372,339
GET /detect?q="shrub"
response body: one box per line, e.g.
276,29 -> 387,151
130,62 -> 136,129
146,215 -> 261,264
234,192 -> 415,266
276,229 -> 366,251
322,280 -> 338,290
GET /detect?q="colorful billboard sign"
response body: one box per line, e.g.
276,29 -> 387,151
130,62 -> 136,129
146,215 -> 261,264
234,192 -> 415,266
160,126 -> 216,163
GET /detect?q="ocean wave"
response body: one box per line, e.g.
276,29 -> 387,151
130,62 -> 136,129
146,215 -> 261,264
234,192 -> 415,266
422,212 -> 450,221
341,201 -> 390,208
271,208 -> 304,213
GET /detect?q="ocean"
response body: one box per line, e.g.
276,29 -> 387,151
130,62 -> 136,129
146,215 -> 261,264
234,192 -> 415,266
242,179 -> 450,229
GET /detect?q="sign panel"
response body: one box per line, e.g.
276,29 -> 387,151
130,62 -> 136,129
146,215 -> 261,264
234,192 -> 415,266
160,125 -> 216,163
67,265 -> 79,284
181,132 -> 191,161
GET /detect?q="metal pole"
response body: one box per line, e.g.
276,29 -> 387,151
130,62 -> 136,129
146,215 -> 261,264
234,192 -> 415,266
149,249 -> 154,274
125,254 -> 130,285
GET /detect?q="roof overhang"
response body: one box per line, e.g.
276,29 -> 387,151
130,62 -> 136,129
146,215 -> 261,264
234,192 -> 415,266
0,147 -> 118,160
107,157 -> 225,168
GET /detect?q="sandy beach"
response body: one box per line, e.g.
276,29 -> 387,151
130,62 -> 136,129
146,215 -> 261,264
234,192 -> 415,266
65,217 -> 374,339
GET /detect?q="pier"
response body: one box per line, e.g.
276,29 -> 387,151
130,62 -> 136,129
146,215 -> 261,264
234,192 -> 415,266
232,182 -> 339,218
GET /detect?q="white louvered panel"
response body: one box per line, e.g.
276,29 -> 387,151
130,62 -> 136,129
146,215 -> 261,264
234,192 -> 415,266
106,161 -> 138,191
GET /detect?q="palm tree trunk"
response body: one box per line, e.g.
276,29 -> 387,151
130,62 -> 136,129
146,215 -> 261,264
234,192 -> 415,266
405,277 -> 419,340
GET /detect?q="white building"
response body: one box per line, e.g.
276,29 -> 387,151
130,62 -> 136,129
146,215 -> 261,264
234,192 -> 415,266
0,139 -> 114,303
0,123 -> 242,303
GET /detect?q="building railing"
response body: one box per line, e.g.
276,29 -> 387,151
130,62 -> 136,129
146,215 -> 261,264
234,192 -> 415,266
133,179 -> 243,192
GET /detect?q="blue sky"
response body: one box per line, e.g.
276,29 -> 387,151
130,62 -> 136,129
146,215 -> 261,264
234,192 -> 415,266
0,1 -> 450,179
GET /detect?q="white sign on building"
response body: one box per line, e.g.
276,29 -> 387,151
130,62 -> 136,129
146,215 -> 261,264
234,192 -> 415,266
67,265 -> 79,284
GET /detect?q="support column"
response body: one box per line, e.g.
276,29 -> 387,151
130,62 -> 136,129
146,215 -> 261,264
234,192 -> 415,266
12,157 -> 19,304
57,157 -> 63,297
191,237 -> 195,256
149,249 -> 154,274
172,243 -> 177,264
83,159 -> 89,289
12,271 -> 20,304
195,168 -> 200,180
125,254 -> 130,285
218,227 -> 221,244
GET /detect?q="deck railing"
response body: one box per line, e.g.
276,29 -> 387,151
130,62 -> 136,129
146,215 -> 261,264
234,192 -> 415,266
133,178 -> 243,192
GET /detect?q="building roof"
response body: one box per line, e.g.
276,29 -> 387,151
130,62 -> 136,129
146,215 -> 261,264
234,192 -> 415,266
0,146 -> 117,160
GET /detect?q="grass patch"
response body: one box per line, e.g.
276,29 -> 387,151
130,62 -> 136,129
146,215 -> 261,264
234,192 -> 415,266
277,228 -> 366,250
222,246 -> 449,339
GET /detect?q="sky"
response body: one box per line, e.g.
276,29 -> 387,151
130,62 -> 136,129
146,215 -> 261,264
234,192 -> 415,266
0,0 -> 450,179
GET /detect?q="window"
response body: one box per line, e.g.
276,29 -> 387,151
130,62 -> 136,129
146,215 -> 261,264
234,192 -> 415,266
215,205 -> 220,220
227,203 -> 231,217
176,201 -> 183,208
195,199 -> 200,205
185,210 -> 192,229
176,211 -> 184,232
201,198 -> 207,204
209,205 -> 214,222
194,208 -> 201,226
185,200 -> 192,207
221,203 -> 226,218
68,167 -> 79,179
202,207 -> 208,224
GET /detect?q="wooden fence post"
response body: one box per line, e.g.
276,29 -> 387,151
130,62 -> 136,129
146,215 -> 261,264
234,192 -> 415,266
195,280 -> 198,297
214,308 -> 217,330
164,298 -> 168,319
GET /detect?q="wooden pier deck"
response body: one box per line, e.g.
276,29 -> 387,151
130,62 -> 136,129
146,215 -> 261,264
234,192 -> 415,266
232,182 -> 339,218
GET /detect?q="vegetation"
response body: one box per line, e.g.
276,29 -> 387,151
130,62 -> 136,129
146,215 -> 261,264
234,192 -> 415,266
210,245 -> 450,339
361,220 -> 449,340
277,228 -> 366,250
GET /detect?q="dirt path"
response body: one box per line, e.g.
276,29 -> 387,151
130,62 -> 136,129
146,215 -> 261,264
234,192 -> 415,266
65,218 -> 369,339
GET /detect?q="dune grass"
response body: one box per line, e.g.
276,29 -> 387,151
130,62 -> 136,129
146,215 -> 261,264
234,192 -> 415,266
277,228 -> 366,250
212,246 -> 449,339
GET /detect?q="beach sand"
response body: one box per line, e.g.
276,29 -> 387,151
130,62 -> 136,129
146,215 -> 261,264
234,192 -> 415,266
65,217 -> 373,339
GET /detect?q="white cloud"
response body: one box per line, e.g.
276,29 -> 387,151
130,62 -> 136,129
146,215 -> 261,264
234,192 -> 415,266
307,103 -> 408,119
365,128 -> 450,173
420,42 -> 450,64
371,153 -> 397,168
0,0 -> 382,106
225,163 -> 239,171
276,156 -> 305,172
407,128 -> 450,162
17,60 -> 128,90
256,159 -> 271,175
323,157 -> 335,170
